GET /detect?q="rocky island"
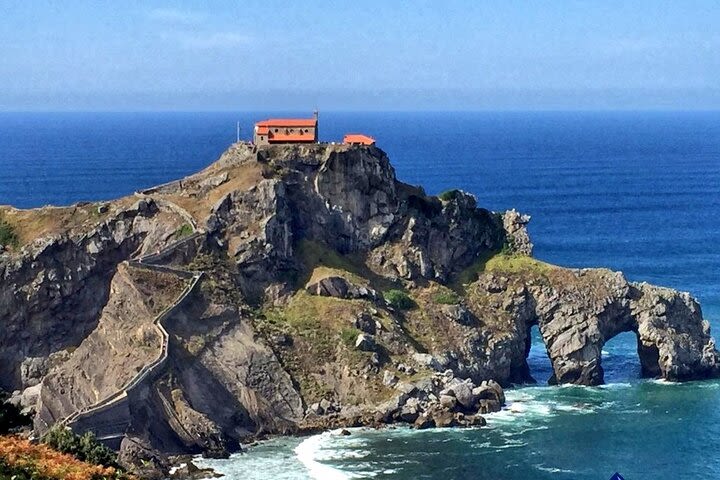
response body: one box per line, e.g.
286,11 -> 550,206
1,143 -> 718,476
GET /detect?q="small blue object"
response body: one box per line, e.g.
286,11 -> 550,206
609,473 -> 625,480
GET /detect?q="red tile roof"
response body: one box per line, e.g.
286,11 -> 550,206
343,134 -> 375,145
256,126 -> 269,135
256,118 -> 317,127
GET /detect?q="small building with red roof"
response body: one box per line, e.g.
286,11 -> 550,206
343,133 -> 375,146
253,112 -> 318,145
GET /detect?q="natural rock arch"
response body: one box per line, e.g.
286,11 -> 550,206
525,269 -> 719,385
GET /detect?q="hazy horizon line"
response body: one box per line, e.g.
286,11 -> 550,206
2,108 -> 720,114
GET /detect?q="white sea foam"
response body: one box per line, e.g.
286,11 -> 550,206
598,382 -> 632,389
535,465 -> 576,473
650,378 -> 681,386
294,430 -> 355,480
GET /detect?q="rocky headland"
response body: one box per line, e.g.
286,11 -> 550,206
1,143 -> 718,476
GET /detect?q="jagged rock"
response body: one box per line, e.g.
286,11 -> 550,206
399,399 -> 420,423
503,209 -> 533,256
465,414 -> 487,426
306,275 -> 378,300
431,409 -> 459,428
15,384 -> 41,415
412,353 -> 443,371
170,461 -> 223,480
394,382 -> 417,396
354,311 -> 377,334
439,394 -> 457,410
414,414 -> 434,429
20,357 -> 50,388
382,370 -> 399,387
355,333 -> 376,352
441,304 -> 476,326
443,381 -> 476,410
271,333 -> 293,347
476,399 -> 501,414
473,380 -> 505,406
397,363 -> 416,375
319,398 -> 332,414
531,270 -> 720,385
118,436 -> 170,480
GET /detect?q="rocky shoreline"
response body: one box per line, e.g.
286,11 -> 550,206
1,142 -> 718,478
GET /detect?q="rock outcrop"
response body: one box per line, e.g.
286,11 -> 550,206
0,142 -> 717,469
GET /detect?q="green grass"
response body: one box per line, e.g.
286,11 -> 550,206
484,253 -> 553,275
340,327 -> 361,347
383,289 -> 416,310
298,239 -> 357,272
296,239 -> 398,291
453,250 -> 553,289
453,250 -> 496,288
433,289 -> 461,305
0,216 -> 18,249
174,223 -> 194,239
254,292 -> 372,401
438,189 -> 462,202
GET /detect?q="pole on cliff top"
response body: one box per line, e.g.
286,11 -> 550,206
236,121 -> 240,143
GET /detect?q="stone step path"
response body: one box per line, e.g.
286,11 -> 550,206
58,218 -> 206,447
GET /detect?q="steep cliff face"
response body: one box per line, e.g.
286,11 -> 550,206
35,263 -> 186,429
0,199 -> 185,392
0,143 -> 717,466
205,144 -> 504,301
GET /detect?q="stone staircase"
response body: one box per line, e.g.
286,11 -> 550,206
59,227 -> 205,448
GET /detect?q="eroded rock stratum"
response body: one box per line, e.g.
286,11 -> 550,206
1,143 -> 717,464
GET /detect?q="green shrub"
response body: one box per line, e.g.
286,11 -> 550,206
433,290 -> 460,305
0,391 -> 31,434
0,216 -> 18,249
438,189 -> 461,202
340,327 -> 361,347
500,234 -> 515,255
175,223 -> 194,239
383,289 -> 416,310
42,426 -> 119,469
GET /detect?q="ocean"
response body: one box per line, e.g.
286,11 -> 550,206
2,111 -> 719,479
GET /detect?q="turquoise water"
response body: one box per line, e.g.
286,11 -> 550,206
2,111 -> 719,479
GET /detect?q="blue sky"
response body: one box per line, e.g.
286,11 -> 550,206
1,0 -> 719,111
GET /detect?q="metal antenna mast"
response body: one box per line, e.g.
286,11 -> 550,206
236,121 -> 240,143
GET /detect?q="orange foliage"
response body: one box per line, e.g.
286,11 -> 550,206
0,435 -> 121,480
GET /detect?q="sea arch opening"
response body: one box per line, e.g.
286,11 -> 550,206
526,324 -> 554,385
599,330 -> 643,384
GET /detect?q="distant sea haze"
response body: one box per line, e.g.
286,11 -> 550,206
2,111 -> 720,479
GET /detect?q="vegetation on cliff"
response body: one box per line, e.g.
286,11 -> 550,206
0,392 -> 30,434
0,215 -> 18,250
0,435 -> 129,480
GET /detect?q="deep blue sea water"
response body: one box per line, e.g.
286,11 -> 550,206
2,111 -> 719,479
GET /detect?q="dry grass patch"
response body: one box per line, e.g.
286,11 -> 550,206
125,265 -> 188,316
162,163 -> 264,223
0,198 -> 134,250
